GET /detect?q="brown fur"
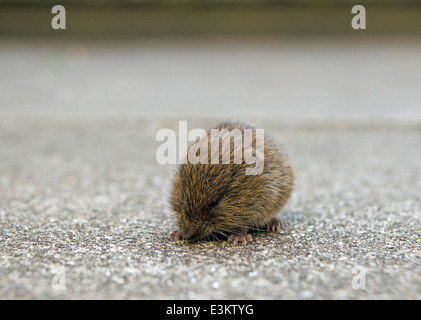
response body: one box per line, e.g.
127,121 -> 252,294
170,122 -> 294,243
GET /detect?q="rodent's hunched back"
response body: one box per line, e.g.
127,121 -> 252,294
170,122 -> 294,245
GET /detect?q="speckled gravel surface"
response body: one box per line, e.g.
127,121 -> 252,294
1,118 -> 420,299
1,40 -> 421,299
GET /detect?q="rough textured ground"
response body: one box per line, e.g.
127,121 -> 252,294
0,40 -> 420,299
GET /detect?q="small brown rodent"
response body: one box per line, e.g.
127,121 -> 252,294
170,122 -> 294,245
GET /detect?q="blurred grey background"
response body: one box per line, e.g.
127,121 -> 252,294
0,1 -> 420,300
1,1 -> 421,121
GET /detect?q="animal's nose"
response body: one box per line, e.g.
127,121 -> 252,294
183,224 -> 206,241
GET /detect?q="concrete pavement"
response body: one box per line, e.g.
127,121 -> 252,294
0,39 -> 420,299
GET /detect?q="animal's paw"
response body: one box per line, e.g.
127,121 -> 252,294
265,218 -> 283,232
169,229 -> 184,240
228,234 -> 253,245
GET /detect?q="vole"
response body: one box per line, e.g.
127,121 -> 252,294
169,122 -> 294,245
